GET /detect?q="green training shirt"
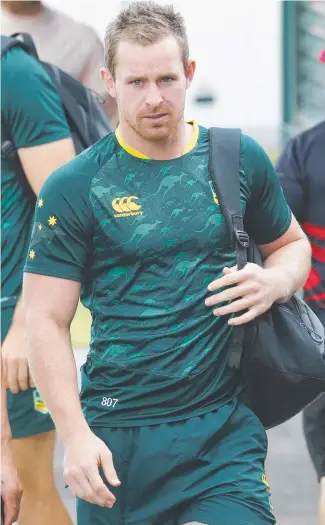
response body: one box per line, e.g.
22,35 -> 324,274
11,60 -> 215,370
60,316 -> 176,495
1,47 -> 70,309
24,123 -> 291,427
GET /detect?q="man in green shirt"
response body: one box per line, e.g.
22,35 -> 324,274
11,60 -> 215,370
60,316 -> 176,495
23,2 -> 311,524
1,44 -> 74,524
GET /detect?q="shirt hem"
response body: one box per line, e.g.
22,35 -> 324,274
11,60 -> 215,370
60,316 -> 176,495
15,131 -> 71,150
254,212 -> 292,246
85,388 -> 243,429
24,266 -> 82,282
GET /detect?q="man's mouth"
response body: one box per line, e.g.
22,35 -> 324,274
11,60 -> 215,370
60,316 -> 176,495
143,113 -> 168,121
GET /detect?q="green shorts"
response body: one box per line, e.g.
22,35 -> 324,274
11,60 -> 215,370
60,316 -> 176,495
77,397 -> 275,525
1,305 -> 55,439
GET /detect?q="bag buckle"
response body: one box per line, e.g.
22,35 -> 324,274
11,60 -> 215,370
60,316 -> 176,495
235,230 -> 250,248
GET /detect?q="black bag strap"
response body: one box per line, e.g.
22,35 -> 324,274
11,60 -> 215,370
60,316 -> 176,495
209,127 -> 249,368
1,35 -> 17,56
12,32 -> 39,58
1,33 -> 38,59
41,63 -> 90,151
209,127 -> 249,269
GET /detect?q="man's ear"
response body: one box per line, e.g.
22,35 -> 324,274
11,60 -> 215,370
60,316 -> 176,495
100,68 -> 116,98
185,60 -> 196,89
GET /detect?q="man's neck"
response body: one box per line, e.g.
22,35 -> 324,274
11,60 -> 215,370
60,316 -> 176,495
118,120 -> 193,160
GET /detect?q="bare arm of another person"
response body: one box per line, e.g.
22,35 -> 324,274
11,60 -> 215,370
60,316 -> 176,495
18,137 -> 75,195
2,139 -> 76,393
1,46 -> 75,393
23,273 -> 120,508
1,359 -> 23,525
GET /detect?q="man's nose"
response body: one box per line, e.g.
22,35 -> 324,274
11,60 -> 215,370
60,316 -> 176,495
145,83 -> 163,106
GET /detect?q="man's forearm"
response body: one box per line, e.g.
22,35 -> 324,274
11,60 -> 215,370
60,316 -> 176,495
26,317 -> 89,442
263,238 -> 311,302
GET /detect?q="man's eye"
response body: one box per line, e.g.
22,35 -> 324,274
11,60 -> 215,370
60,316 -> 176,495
161,77 -> 172,83
131,80 -> 143,86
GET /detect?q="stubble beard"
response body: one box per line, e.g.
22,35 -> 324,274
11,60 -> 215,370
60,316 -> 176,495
129,109 -> 183,143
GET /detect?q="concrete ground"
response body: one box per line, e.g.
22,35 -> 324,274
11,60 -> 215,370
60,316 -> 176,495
54,348 -> 319,525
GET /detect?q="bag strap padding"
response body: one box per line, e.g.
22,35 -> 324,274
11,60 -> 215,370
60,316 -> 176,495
208,127 -> 247,369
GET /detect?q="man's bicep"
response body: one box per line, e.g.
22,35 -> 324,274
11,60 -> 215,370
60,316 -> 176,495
18,137 -> 75,195
258,214 -> 307,259
24,165 -> 93,282
23,274 -> 80,327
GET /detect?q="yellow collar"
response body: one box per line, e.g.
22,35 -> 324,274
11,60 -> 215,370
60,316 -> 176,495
115,121 -> 199,159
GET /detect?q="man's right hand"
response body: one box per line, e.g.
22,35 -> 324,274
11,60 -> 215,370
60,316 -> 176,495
1,441 -> 23,525
2,323 -> 35,394
64,428 -> 121,507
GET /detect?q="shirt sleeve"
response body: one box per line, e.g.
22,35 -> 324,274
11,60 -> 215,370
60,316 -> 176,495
2,47 -> 71,149
242,135 -> 292,245
24,158 -> 93,282
275,136 -> 306,223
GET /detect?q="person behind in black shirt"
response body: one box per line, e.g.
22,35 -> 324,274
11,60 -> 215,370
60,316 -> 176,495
276,48 -> 325,522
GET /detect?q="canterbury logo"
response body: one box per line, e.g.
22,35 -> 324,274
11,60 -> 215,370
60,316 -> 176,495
112,196 -> 143,218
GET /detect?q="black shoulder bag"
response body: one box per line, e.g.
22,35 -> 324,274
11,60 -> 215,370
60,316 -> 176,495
209,127 -> 325,429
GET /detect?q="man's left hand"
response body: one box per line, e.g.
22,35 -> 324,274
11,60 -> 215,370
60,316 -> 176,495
205,264 -> 282,326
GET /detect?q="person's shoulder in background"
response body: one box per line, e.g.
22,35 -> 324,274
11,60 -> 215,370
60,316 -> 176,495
290,119 -> 325,156
2,43 -> 46,82
2,4 -> 105,93
294,120 -> 325,147
277,120 -> 325,171
46,6 -> 117,126
45,7 -> 104,91
2,4 -> 117,126
275,120 -> 325,223
1,45 -> 70,149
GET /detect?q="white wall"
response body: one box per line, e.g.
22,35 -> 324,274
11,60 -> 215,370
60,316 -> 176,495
46,0 -> 282,149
